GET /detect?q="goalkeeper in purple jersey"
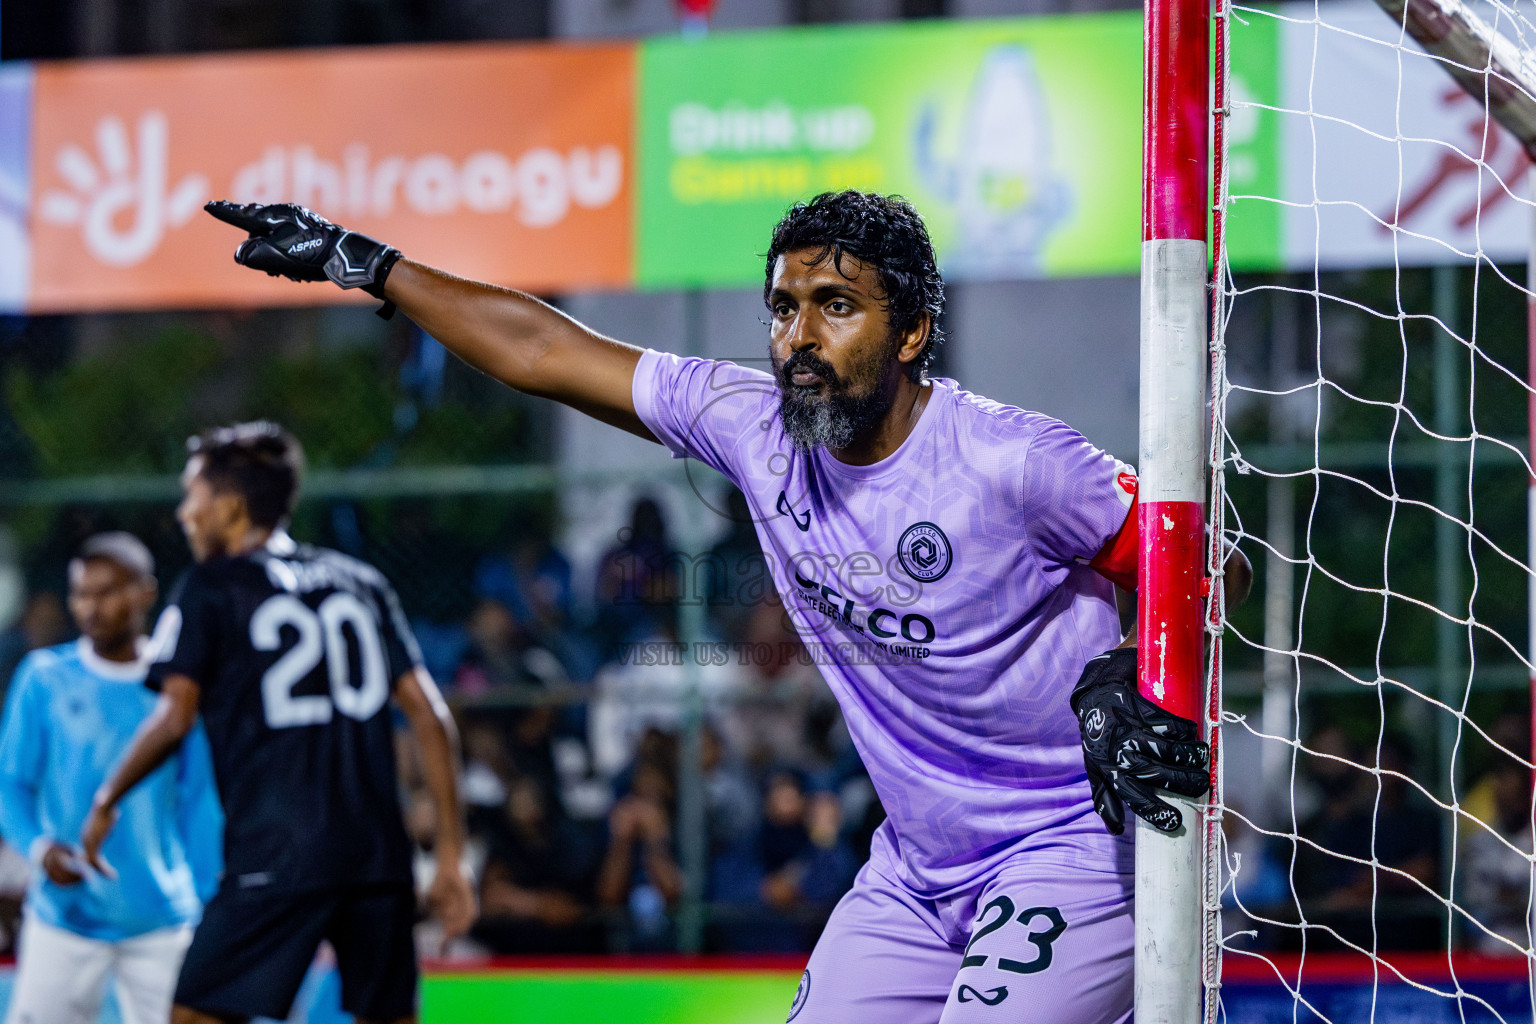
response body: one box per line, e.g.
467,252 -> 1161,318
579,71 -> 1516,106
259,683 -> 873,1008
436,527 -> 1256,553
205,190 -> 1249,1023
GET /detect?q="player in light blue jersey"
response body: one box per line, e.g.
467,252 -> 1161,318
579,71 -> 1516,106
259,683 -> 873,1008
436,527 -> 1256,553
0,533 -> 222,1024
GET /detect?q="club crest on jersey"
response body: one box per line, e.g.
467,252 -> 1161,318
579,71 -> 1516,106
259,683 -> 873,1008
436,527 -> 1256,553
898,522 -> 952,582
787,970 -> 810,1020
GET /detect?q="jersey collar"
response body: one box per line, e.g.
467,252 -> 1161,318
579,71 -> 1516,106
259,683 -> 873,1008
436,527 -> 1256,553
815,378 -> 949,481
76,637 -> 150,682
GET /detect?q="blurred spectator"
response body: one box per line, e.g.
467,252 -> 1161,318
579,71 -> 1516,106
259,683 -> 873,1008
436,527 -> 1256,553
587,618 -> 740,781
505,707 -> 565,812
592,498 -> 679,658
1289,725 -> 1365,947
1460,712 -> 1528,840
453,598 -> 568,696
404,784 -> 447,878
460,717 -> 515,834
702,724 -> 759,857
0,837 -> 26,954
1360,735 -> 1441,938
595,732 -> 685,950
397,726 -> 483,869
717,601 -> 844,778
1461,758 -> 1534,953
1290,722 -> 1357,827
705,489 -> 767,643
475,511 -> 596,682
710,770 -> 857,952
476,512 -> 573,637
1291,729 -> 1441,951
0,591 -> 68,695
471,777 -> 603,955
760,775 -> 856,914
410,620 -> 470,690
455,702 -> 581,834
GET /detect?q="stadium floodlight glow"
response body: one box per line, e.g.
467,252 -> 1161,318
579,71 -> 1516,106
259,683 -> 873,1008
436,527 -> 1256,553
1137,0 -> 1212,1014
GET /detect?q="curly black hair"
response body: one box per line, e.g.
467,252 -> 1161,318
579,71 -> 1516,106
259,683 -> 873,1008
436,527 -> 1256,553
764,191 -> 946,382
187,421 -> 305,530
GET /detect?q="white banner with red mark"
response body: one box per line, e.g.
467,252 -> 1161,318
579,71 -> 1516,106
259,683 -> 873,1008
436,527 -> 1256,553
0,3 -> 1528,317
1229,0 -> 1535,272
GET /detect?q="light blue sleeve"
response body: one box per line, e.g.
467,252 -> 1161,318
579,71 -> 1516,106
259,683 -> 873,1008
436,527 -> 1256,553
0,657 -> 47,857
175,723 -> 223,903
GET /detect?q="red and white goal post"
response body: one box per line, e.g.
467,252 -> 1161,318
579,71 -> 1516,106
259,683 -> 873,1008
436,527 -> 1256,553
1141,0 -> 1536,1018
1137,0 -> 1213,1014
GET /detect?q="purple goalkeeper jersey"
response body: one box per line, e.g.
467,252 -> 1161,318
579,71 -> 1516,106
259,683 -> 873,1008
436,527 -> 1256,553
634,350 -> 1138,894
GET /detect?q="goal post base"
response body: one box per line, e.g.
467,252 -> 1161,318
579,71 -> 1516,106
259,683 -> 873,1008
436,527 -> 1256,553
1135,796 -> 1206,1024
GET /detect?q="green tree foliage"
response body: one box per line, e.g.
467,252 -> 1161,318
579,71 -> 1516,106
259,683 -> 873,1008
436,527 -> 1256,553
1224,266 -> 1529,692
6,325 -> 533,477
7,326 -> 221,475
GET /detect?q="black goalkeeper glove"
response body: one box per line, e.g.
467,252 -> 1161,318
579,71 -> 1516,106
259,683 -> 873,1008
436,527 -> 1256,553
1070,647 -> 1211,835
204,201 -> 402,317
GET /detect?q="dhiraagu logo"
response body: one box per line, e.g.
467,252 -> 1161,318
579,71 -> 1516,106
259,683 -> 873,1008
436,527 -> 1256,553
37,111 -> 208,267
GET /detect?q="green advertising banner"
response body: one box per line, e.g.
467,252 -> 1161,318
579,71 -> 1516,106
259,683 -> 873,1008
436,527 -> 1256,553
5,10 -> 1301,314
637,16 -> 1148,288
425,968 -> 802,1023
1223,11 -> 1283,272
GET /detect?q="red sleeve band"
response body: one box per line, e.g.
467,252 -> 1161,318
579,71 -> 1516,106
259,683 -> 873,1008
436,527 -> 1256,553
1089,500 -> 1138,591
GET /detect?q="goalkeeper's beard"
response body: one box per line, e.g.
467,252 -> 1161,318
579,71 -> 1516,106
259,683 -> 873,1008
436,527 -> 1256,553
774,347 -> 897,452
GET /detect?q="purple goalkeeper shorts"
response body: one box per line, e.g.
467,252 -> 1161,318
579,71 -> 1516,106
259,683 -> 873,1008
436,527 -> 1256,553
787,846 -> 1134,1024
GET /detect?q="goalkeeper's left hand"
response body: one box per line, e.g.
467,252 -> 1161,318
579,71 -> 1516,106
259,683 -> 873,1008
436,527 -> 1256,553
1070,647 -> 1211,835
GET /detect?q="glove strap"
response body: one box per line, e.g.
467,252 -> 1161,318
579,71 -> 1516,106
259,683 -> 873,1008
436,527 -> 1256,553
1069,646 -> 1137,711
324,230 -> 402,311
364,250 -> 403,320
322,234 -> 402,319
361,248 -> 402,300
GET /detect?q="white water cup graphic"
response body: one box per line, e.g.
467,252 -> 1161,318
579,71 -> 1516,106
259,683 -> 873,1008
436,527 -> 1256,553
39,112 -> 207,267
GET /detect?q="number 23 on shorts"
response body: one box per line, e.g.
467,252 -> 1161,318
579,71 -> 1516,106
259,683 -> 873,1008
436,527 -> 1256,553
961,898 -> 1068,975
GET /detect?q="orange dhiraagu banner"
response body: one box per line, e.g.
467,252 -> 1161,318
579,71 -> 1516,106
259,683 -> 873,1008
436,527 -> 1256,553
28,43 -> 634,312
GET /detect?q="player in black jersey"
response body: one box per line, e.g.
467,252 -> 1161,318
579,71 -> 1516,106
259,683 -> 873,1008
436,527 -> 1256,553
80,422 -> 475,1024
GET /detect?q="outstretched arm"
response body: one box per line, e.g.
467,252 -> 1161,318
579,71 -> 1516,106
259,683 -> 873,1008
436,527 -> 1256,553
205,202 -> 654,439
393,667 -> 476,943
384,261 -> 650,437
81,674 -> 201,876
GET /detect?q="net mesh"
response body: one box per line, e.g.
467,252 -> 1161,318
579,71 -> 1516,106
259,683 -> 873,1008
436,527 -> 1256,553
1211,0 -> 1536,1018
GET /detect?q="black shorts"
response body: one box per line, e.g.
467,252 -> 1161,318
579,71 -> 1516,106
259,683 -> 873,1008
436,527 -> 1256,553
174,880 -> 419,1021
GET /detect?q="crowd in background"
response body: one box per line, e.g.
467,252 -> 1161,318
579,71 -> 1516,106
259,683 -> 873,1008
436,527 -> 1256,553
397,489 -> 882,956
0,489 -> 880,957
0,488 -> 1533,959
1219,713 -> 1535,957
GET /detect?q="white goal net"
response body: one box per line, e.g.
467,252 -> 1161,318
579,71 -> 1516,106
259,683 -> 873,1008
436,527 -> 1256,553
1211,0 -> 1536,1019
